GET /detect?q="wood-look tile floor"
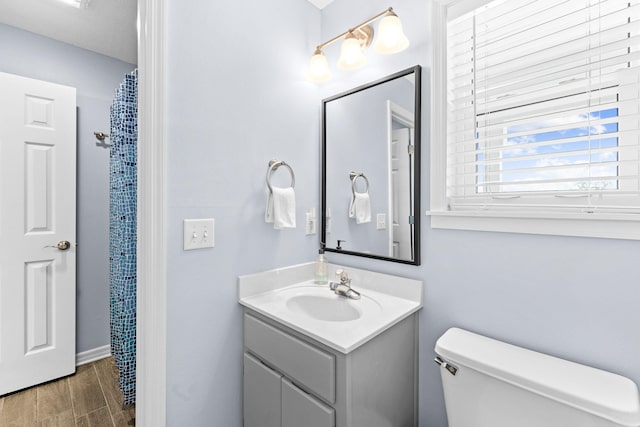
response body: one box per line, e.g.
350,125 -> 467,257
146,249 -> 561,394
0,357 -> 135,427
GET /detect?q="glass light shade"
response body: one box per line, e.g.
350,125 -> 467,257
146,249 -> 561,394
308,51 -> 331,82
374,14 -> 410,54
337,35 -> 366,70
57,0 -> 90,8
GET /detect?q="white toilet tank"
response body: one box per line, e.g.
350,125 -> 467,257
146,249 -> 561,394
435,328 -> 640,427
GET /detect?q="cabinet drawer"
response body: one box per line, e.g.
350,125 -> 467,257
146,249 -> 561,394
244,313 -> 335,403
282,378 -> 335,427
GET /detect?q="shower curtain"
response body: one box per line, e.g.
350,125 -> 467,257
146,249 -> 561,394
109,69 -> 137,406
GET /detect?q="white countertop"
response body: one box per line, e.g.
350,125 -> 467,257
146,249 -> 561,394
238,263 -> 423,354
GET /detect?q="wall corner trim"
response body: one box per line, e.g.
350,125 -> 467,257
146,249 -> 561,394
136,0 -> 167,426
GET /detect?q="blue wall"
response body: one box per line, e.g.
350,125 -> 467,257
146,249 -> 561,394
164,0 -> 640,426
165,0 -> 321,424
0,23 -> 136,354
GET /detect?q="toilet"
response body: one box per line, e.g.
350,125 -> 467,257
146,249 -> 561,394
435,328 -> 640,427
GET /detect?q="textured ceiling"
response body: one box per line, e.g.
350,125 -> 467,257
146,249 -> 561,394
0,0 -> 137,64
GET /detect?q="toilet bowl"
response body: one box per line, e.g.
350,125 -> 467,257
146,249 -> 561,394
435,328 -> 640,427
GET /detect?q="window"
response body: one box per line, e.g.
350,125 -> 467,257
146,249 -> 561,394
431,0 -> 640,239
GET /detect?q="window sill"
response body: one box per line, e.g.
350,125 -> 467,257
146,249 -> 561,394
427,210 -> 640,240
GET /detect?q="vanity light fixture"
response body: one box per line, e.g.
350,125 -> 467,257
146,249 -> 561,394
308,7 -> 409,82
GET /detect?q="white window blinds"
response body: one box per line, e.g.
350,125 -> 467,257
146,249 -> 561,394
446,0 -> 640,214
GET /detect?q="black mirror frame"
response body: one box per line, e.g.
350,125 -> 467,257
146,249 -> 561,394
321,65 -> 421,266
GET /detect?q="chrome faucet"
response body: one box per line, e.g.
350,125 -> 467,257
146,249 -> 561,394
329,269 -> 361,300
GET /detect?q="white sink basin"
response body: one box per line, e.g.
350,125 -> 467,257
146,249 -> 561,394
286,292 -> 362,322
238,263 -> 422,353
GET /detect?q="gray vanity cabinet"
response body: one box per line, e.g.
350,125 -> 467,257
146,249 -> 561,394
242,311 -> 418,427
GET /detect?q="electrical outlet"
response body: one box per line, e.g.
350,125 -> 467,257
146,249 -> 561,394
305,212 -> 317,235
183,218 -> 215,250
376,213 -> 386,230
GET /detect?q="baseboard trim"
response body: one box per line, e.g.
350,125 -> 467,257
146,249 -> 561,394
76,345 -> 111,366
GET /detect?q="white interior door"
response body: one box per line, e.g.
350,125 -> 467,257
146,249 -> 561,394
0,72 -> 77,395
390,127 -> 413,260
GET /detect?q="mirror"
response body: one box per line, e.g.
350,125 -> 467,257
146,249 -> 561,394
322,65 -> 421,265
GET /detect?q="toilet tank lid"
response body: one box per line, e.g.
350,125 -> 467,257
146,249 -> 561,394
435,328 -> 640,427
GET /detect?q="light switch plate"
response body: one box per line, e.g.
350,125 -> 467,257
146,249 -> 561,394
183,218 -> 215,250
376,213 -> 386,230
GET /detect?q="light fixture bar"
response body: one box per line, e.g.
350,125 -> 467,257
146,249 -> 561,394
316,7 -> 393,51
308,6 -> 408,82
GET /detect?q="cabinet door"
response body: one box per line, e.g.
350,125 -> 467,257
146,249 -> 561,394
282,378 -> 334,427
244,353 -> 282,427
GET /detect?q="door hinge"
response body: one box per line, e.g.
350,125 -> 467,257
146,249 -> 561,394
407,144 -> 414,155
408,215 -> 414,225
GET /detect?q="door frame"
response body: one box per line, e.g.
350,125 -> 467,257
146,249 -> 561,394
137,0 -> 167,426
386,100 -> 415,258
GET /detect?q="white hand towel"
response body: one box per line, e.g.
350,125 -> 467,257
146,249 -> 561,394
265,187 -> 296,229
348,192 -> 371,224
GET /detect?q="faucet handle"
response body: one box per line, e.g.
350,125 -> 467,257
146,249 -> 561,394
335,269 -> 349,283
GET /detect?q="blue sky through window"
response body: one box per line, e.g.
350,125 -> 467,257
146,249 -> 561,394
477,108 -> 619,193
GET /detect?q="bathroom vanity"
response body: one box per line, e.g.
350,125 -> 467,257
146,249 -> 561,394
238,263 -> 422,427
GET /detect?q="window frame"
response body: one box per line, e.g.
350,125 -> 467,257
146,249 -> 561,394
429,0 -> 640,240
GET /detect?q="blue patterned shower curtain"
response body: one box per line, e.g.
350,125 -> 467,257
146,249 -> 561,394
109,69 -> 137,406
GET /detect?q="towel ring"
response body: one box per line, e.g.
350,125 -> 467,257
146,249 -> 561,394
349,171 -> 369,197
267,160 -> 295,193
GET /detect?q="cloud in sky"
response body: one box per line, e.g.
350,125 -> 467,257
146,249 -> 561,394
493,155 -> 618,192
506,110 -> 614,135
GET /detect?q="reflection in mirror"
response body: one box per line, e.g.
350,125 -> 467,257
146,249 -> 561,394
322,66 -> 421,265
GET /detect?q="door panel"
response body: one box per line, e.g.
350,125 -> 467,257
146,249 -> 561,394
0,72 -> 76,395
25,260 -> 54,354
25,142 -> 54,232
